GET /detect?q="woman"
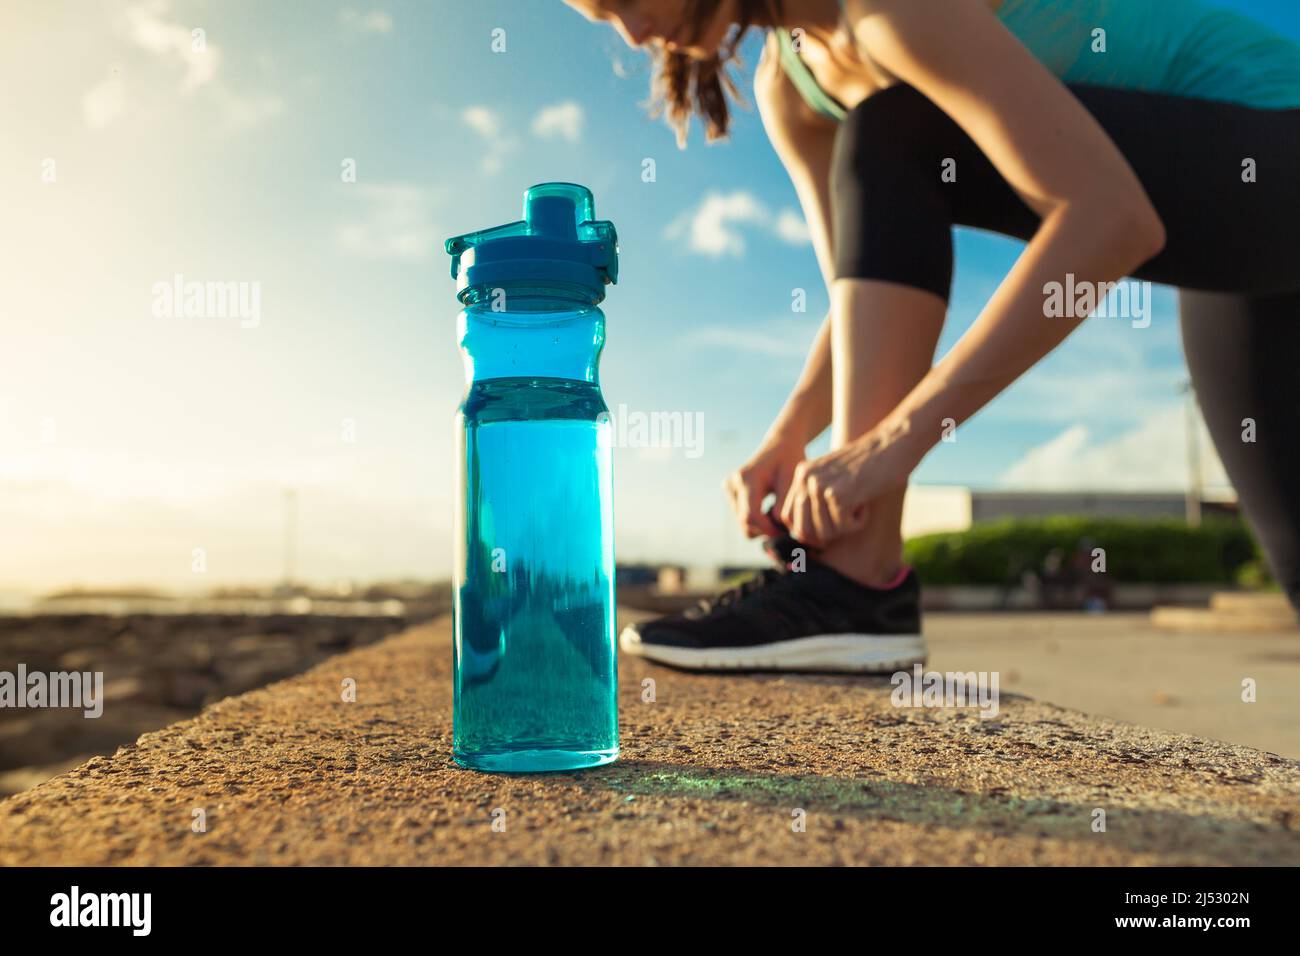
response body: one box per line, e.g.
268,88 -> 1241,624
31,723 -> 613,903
566,0 -> 1300,671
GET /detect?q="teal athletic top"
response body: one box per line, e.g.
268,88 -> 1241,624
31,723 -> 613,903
777,0 -> 1300,121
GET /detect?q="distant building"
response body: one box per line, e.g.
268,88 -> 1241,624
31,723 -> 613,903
971,491 -> 1237,522
656,566 -> 688,593
616,489 -> 1241,602
614,564 -> 659,587
902,486 -> 1238,538
902,486 -> 977,539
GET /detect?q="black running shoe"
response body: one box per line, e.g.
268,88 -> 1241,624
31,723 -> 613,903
620,561 -> 925,673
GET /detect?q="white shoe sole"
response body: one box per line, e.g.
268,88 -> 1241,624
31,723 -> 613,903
619,626 -> 926,673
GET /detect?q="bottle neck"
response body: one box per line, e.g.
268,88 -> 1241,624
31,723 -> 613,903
459,288 -> 606,385
459,281 -> 602,311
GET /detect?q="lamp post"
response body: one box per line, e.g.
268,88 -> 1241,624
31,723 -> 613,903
718,428 -> 738,571
1177,380 -> 1202,527
282,488 -> 298,590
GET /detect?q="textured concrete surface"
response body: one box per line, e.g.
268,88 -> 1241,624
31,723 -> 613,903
0,613 -> 413,796
924,612 -> 1300,759
1,614 -> 1297,866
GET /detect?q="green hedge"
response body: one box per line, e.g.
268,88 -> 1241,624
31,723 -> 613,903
903,516 -> 1259,586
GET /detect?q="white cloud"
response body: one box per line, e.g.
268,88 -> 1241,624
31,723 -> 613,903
999,404 -> 1230,492
461,106 -> 515,174
462,105 -> 501,138
665,191 -> 766,257
665,191 -> 810,257
532,101 -> 584,142
82,0 -> 281,130
459,102 -> 587,174
210,86 -> 284,128
774,208 -> 811,244
340,8 -> 393,34
83,73 -> 127,129
122,0 -> 219,91
335,183 -> 440,262
681,317 -> 816,361
989,300 -> 1185,428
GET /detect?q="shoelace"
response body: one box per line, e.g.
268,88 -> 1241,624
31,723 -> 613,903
695,568 -> 784,614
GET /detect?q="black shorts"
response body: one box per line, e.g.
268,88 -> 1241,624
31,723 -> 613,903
830,83 -> 1300,298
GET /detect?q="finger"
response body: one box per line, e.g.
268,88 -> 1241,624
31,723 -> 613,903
784,487 -> 803,542
723,473 -> 749,533
787,485 -> 815,548
808,479 -> 834,545
823,485 -> 860,537
745,479 -> 778,538
798,492 -> 822,548
779,469 -> 801,532
772,462 -> 798,523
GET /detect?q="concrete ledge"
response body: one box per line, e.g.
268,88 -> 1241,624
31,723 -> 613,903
1,616 -> 1297,866
1151,606 -> 1298,632
1153,592 -> 1298,632
1212,592 -> 1293,613
629,584 -> 1229,615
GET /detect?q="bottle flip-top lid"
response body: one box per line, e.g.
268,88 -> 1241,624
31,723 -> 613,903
445,182 -> 619,303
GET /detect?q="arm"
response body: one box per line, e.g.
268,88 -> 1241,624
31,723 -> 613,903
724,36 -> 841,538
854,0 -> 1164,448
789,0 -> 1166,542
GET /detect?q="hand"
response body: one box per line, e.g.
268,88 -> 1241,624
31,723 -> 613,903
778,423 -> 919,548
724,432 -> 806,539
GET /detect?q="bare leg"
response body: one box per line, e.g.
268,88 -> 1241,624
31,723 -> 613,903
818,278 -> 946,587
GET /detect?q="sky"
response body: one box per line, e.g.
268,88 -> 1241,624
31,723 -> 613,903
1,0 -> 1295,593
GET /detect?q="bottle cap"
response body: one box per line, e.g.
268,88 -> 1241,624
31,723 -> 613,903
445,183 -> 618,303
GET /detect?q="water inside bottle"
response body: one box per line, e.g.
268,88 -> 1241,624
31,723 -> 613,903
453,376 -> 618,772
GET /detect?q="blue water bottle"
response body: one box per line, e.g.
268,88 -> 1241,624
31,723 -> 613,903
445,183 -> 619,772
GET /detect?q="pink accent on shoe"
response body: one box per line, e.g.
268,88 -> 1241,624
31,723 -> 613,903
875,565 -> 913,590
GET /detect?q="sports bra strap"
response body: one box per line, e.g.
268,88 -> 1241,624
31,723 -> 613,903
775,27 -> 849,122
